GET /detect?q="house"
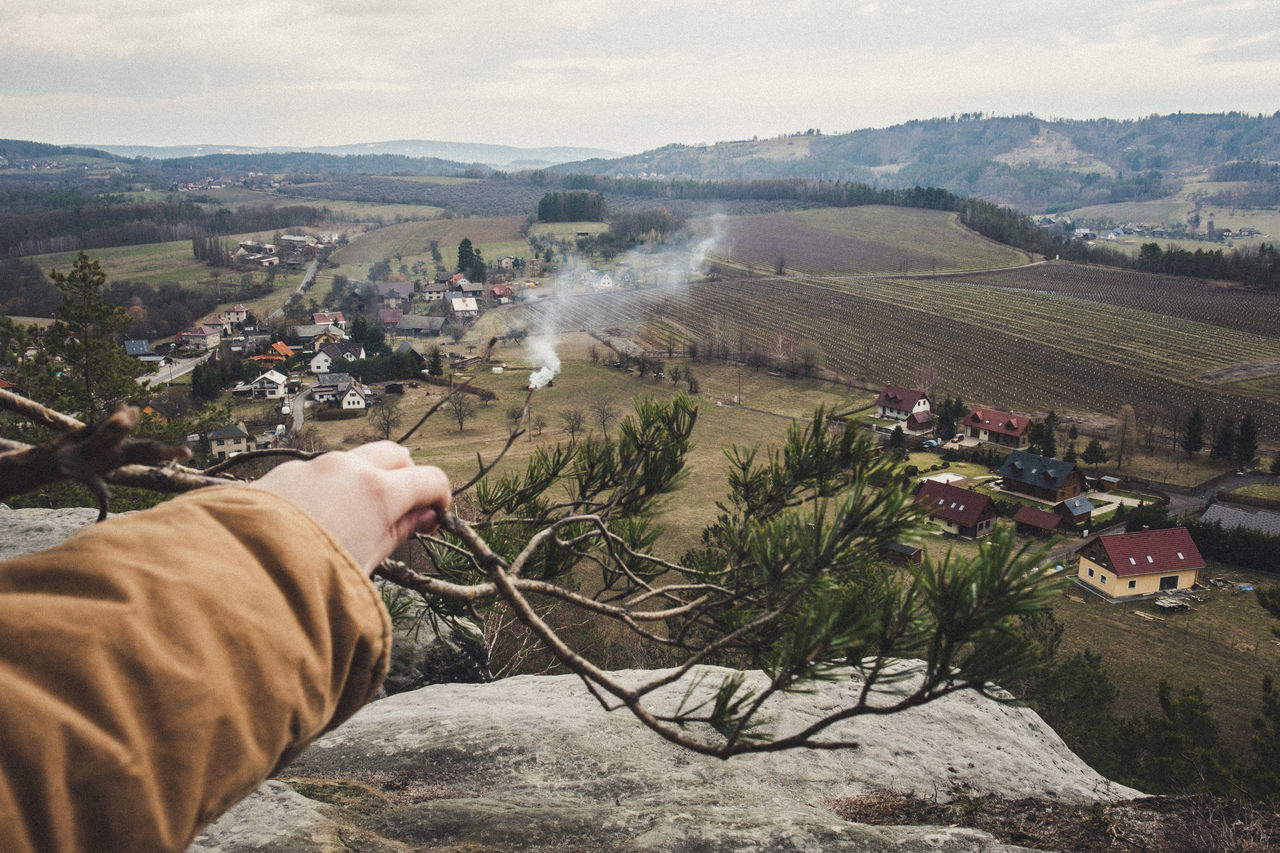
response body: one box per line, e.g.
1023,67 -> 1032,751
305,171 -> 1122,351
1012,506 -> 1063,538
998,450 -> 1085,503
490,284 -> 513,303
290,324 -> 345,348
449,297 -> 479,321
312,311 -> 346,330
965,408 -> 1031,448
176,324 -> 222,352
123,339 -> 154,358
875,385 -> 931,422
1056,496 -> 1095,530
1076,527 -> 1205,599
374,281 -> 414,308
207,423 -> 250,460
420,281 -> 450,301
271,341 -> 297,359
915,480 -> 996,539
309,341 -> 365,374
310,373 -> 371,410
458,280 -> 486,300
396,314 -> 446,338
377,308 -> 404,329
219,304 -> 249,330
250,369 -> 289,399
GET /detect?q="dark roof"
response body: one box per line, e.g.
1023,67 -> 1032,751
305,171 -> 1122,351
124,339 -> 152,356
876,385 -> 927,410
968,408 -> 1029,438
396,315 -> 446,331
999,450 -> 1079,490
1201,503 -> 1280,537
1089,528 -> 1205,577
1058,496 -> 1095,518
373,281 -> 414,299
915,480 -> 994,528
208,424 -> 249,440
905,411 -> 934,430
1012,506 -> 1062,530
378,308 -> 404,325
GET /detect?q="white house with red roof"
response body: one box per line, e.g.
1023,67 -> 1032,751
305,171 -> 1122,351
1077,527 -> 1205,599
875,385 -> 931,421
915,480 -> 996,539
964,407 -> 1031,448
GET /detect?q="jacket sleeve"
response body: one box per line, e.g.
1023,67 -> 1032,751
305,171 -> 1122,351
0,487 -> 392,852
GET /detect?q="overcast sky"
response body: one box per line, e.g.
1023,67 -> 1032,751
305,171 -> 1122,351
2,0 -> 1277,155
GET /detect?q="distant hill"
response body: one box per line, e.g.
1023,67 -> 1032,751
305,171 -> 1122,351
87,140 -> 621,171
551,113 -> 1280,212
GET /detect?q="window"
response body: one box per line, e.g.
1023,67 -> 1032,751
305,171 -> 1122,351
1100,575 -> 1107,584
1128,580 -> 1137,589
1159,576 -> 1179,591
1087,568 -> 1095,577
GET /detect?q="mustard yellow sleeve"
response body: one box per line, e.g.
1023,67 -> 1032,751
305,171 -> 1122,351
0,487 -> 392,852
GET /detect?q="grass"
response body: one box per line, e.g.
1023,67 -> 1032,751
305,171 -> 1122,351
326,216 -> 530,284
1230,484 -> 1280,500
27,241 -> 219,287
1053,563 -> 1280,759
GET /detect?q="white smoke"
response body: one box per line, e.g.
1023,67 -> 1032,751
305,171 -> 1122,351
527,333 -> 561,388
522,214 -> 725,388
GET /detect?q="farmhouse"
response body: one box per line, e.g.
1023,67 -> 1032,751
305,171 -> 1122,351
1076,527 -> 1205,599
310,373 -> 371,410
915,480 -> 996,539
998,450 -> 1085,503
420,281 -> 450,301
449,297 -> 479,321
965,408 -> 1031,448
309,342 -> 365,374
396,314 -> 446,338
875,385 -> 931,421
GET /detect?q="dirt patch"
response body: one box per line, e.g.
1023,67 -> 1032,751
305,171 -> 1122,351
832,790 -> 1279,852
1200,359 -> 1280,384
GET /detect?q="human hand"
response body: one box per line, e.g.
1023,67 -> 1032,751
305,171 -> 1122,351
251,442 -> 451,575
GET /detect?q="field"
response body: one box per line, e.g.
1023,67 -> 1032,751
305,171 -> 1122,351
506,261 -> 1280,441
27,241 -> 221,287
690,206 -> 1029,275
326,215 -> 529,285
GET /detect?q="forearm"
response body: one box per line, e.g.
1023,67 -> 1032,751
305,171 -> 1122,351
0,488 -> 391,852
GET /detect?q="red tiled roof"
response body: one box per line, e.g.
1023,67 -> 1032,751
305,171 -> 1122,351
967,407 -> 1029,438
1093,527 -> 1205,577
1012,505 -> 1062,531
906,411 -> 934,430
916,480 -> 994,528
876,385 -> 927,410
271,342 -> 296,357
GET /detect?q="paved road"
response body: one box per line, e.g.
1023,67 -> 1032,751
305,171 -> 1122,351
137,351 -> 212,388
1169,471 -> 1278,518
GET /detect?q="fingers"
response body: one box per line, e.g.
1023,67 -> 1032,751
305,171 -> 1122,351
347,440 -> 415,470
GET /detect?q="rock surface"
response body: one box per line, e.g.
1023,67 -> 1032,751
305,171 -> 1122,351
196,666 -> 1139,852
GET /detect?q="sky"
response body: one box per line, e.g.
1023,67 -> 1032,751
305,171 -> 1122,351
2,0 -> 1278,155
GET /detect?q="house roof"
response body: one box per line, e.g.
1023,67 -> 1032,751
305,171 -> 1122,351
271,341 -> 296,357
1058,496 -> 1095,518
967,408 -> 1029,438
209,424 -> 249,440
397,315 -> 446,331
312,311 -> 345,325
1012,506 -> 1062,531
378,308 -> 404,325
1089,528 -> 1205,577
1201,503 -> 1280,537
374,281 -> 414,299
876,385 -> 927,410
291,324 -> 343,339
253,369 -> 287,385
905,411 -> 934,430
123,339 -> 152,357
450,297 -> 478,312
999,450 -> 1078,490
915,480 -> 994,528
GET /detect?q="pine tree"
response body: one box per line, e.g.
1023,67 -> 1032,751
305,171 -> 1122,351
1181,407 -> 1206,455
1081,438 -> 1110,469
1235,414 -> 1259,469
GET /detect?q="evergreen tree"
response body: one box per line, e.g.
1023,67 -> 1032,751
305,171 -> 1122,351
40,252 -> 151,422
1081,438 -> 1110,469
1181,407 -> 1207,455
1235,414 -> 1259,469
1211,417 -> 1236,461
426,346 -> 444,376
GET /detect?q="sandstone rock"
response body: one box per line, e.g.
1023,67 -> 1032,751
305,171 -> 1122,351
201,666 -> 1140,851
0,505 -> 104,560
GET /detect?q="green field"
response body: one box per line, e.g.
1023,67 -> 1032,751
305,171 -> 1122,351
28,241 -> 226,287
327,216 -> 532,284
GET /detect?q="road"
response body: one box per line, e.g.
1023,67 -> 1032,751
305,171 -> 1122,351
138,351 -> 212,388
265,258 -> 319,325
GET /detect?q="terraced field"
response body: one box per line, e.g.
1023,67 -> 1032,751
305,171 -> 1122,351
507,262 -> 1280,438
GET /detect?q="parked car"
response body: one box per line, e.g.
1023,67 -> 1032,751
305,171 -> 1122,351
951,434 -> 964,443
922,439 -> 939,448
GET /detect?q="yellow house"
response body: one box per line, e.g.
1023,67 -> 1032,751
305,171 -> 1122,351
1077,527 -> 1205,599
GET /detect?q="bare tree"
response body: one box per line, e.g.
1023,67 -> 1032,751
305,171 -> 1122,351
589,394 -> 619,439
369,395 -> 403,441
561,408 -> 586,441
446,393 -> 475,432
